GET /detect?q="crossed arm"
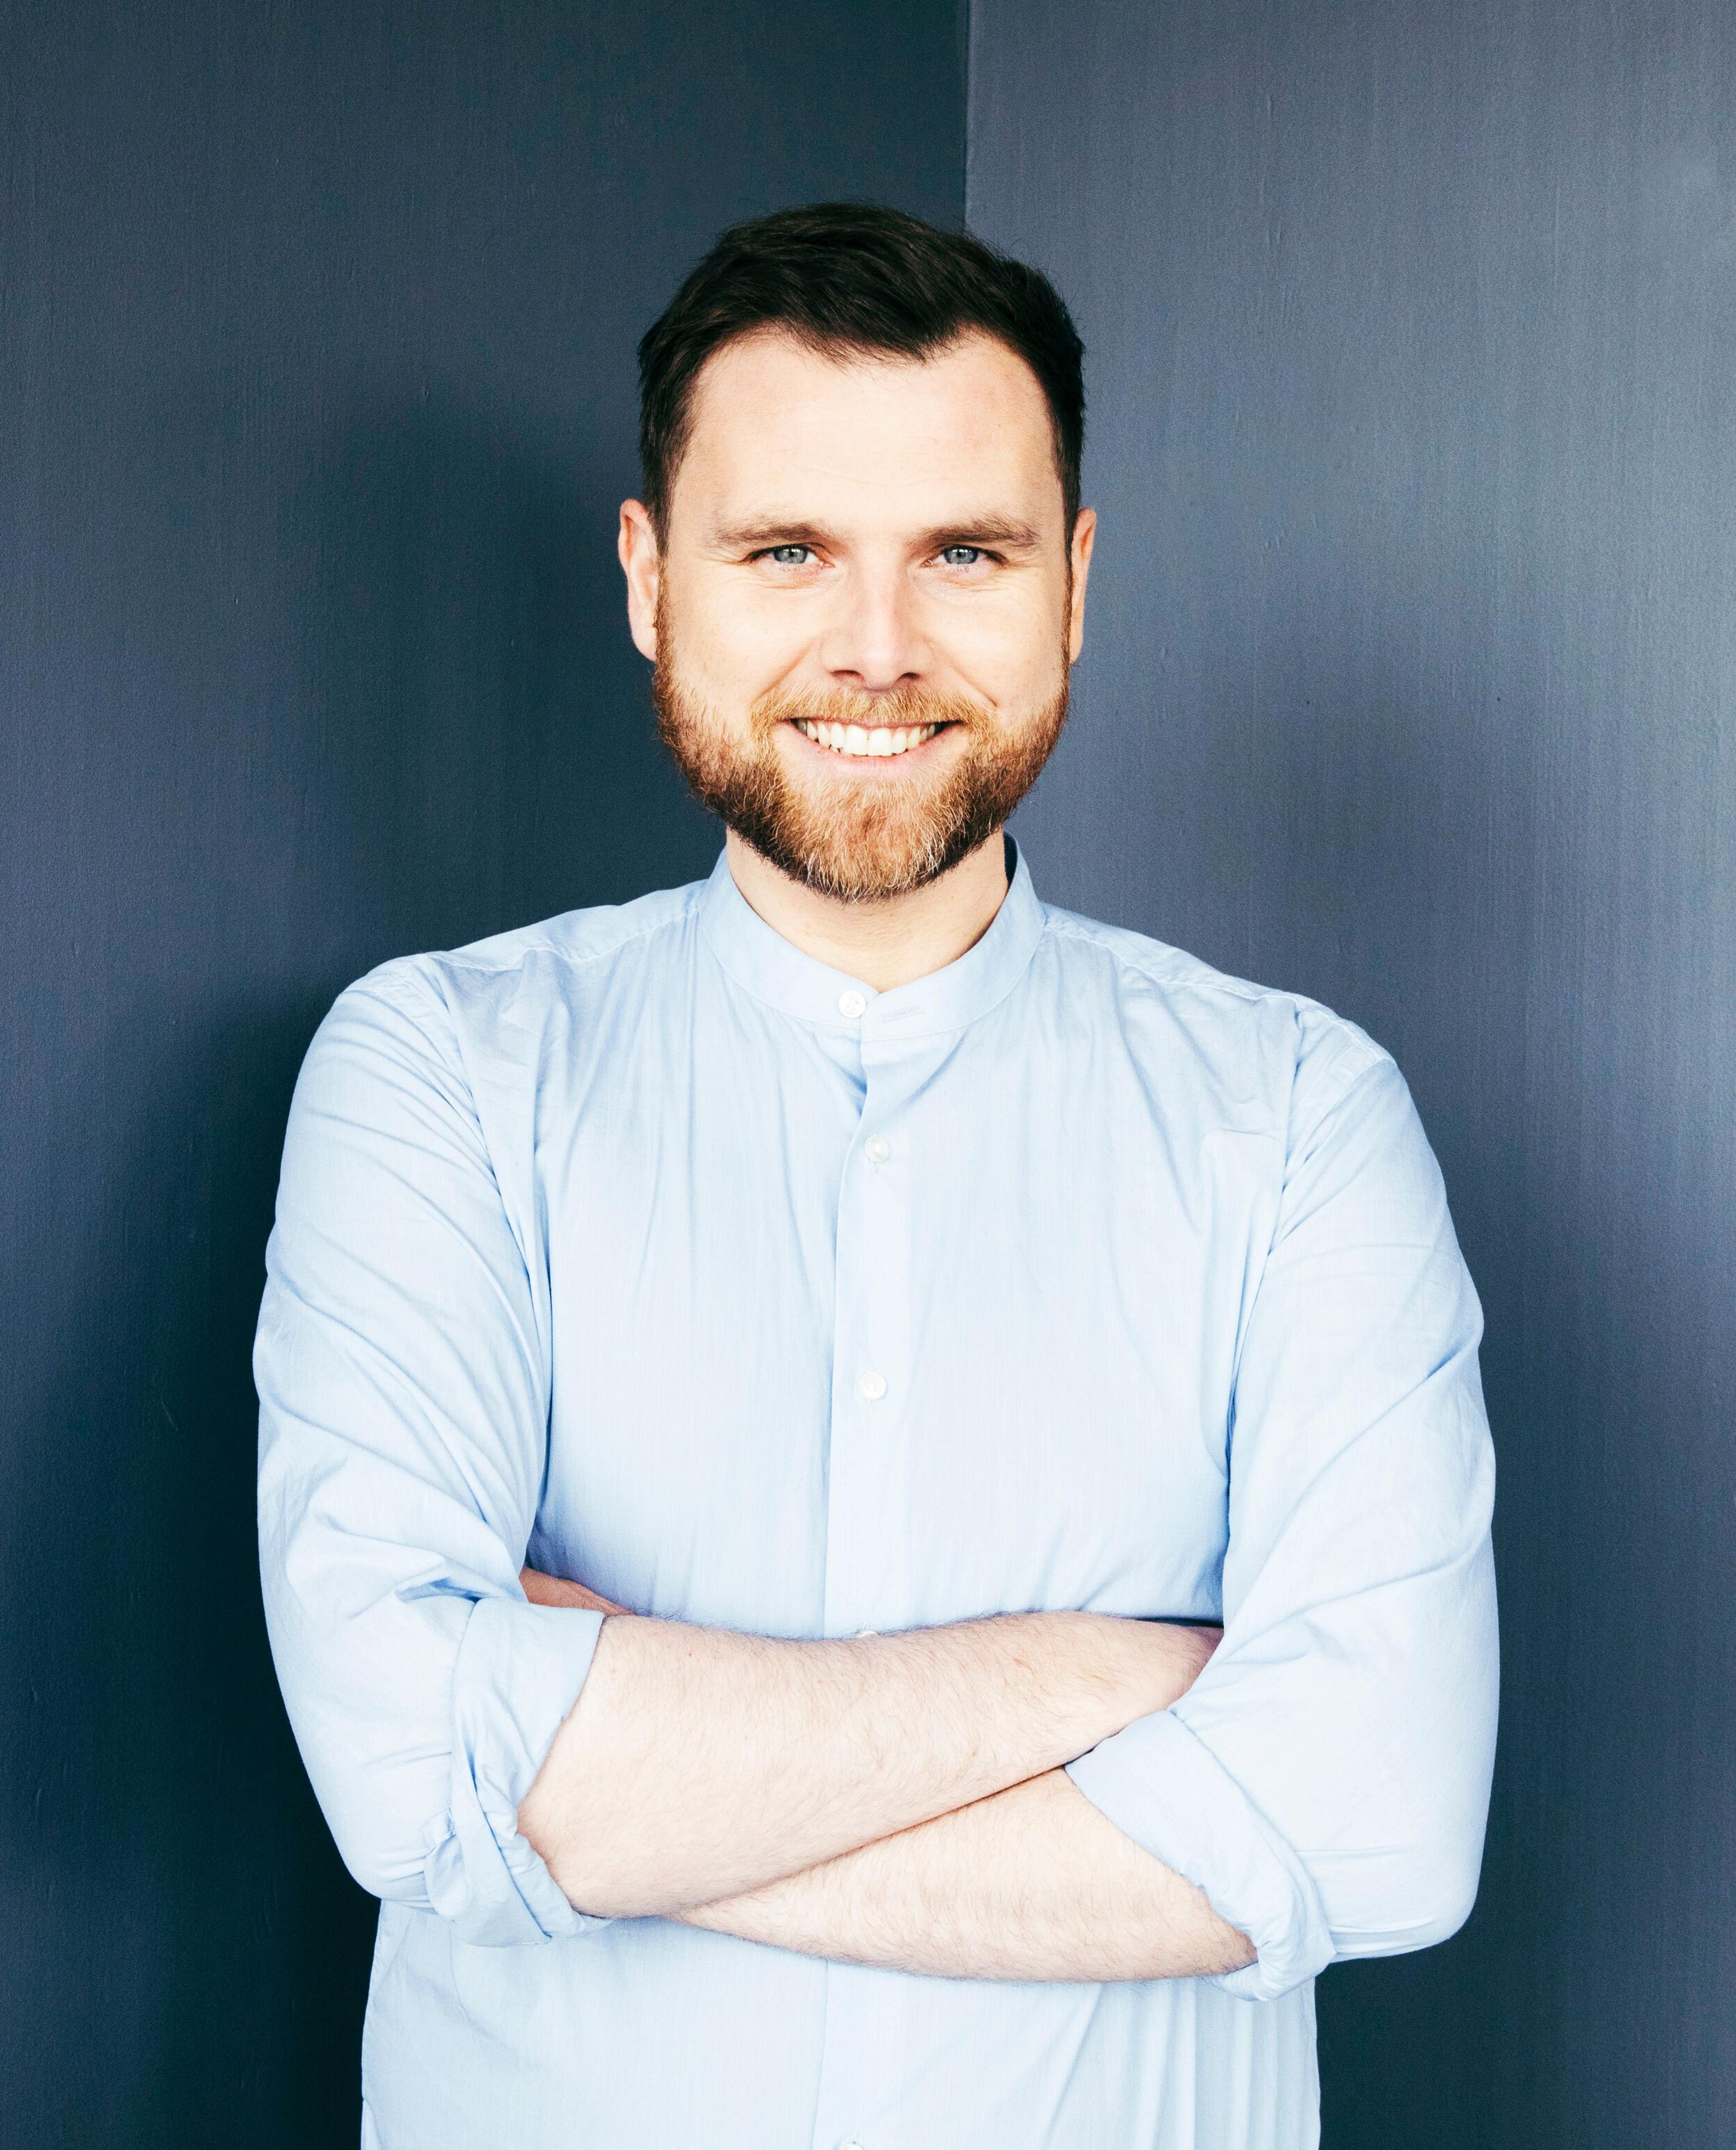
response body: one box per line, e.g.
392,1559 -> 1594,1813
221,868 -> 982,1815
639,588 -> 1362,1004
516,1568 -> 1255,1983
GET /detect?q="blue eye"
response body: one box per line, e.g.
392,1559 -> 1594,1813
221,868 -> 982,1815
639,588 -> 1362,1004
767,544 -> 813,566
940,545 -> 983,567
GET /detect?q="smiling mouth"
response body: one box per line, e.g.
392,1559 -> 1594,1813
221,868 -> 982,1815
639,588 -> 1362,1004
791,718 -> 948,759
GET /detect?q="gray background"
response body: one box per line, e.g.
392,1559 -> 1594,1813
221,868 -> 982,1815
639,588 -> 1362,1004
3,0 -> 1731,2142
975,2 -> 1736,2144
0,3 -> 962,2140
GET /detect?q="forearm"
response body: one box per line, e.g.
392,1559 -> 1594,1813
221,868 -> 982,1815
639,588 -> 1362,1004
676,1766 -> 1256,1983
518,1602 -> 1215,1920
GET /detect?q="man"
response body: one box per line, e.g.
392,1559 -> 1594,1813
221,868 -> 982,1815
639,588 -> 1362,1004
257,203 -> 1498,2149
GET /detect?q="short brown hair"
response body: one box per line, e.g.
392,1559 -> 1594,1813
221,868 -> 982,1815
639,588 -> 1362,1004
637,202 -> 1085,536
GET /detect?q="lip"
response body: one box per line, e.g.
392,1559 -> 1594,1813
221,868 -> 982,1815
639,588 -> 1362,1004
781,718 -> 961,771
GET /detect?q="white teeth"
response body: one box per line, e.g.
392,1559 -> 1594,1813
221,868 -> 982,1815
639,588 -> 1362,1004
796,720 -> 941,758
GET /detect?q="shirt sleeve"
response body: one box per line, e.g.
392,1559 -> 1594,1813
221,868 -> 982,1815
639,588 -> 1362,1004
1066,1024 -> 1500,2001
255,966 -> 611,1948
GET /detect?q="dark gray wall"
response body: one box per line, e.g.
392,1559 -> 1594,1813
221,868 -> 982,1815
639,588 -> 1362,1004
0,5 -> 962,2141
971,3 -> 1735,2145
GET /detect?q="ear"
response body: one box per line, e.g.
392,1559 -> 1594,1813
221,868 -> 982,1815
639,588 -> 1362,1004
618,499 -> 661,662
1066,508 -> 1098,664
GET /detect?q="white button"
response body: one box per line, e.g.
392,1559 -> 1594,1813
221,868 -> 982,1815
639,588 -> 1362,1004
857,1370 -> 888,1402
863,1135 -> 891,1164
837,988 -> 867,1019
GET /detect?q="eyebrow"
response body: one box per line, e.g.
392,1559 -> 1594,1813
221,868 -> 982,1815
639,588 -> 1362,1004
708,515 -> 1045,555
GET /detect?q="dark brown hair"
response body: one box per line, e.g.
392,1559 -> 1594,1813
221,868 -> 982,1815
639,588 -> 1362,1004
637,202 -> 1085,536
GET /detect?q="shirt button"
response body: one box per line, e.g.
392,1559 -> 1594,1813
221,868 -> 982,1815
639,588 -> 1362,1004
863,1135 -> 891,1164
856,1370 -> 888,1403
837,988 -> 867,1019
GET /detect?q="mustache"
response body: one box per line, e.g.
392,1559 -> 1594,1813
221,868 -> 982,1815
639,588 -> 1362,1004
751,682 -> 984,735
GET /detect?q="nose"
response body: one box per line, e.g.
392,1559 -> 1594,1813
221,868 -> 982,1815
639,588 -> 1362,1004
818,557 -> 928,693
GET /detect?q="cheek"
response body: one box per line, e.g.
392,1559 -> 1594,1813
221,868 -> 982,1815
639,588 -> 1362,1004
929,598 -> 1067,707
689,585 -> 818,697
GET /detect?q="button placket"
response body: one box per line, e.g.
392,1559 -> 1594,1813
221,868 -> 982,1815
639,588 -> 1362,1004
821,1023 -> 915,1650
811,1030 -> 957,2150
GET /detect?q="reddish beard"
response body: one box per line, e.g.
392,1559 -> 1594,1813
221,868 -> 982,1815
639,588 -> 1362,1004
651,661 -> 1070,904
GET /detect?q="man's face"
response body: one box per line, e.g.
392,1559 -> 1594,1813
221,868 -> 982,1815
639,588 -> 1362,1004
621,328 -> 1094,902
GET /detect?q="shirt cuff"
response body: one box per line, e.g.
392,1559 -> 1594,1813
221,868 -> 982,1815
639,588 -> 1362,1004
1065,1706 -> 1333,2000
423,1595 -> 611,1947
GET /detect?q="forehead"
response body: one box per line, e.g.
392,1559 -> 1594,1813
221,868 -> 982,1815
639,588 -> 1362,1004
673,328 -> 1062,531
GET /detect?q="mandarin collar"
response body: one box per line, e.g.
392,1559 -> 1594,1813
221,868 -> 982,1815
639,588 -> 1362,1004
698,838 -> 1047,1042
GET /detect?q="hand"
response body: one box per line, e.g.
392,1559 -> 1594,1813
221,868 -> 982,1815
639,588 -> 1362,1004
520,1565 -> 629,1616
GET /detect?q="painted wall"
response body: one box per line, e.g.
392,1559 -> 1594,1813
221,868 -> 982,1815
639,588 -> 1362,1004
970,2 -> 1736,2144
7,1 -> 1731,2139
0,5 -> 962,2140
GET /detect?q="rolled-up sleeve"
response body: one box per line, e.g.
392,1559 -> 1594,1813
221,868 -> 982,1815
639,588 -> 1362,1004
255,966 -> 609,1948
1067,1029 -> 1499,2001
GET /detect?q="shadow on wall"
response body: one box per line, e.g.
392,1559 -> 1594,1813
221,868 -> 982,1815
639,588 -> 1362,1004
0,397 -> 709,2148
0,986 -> 368,2144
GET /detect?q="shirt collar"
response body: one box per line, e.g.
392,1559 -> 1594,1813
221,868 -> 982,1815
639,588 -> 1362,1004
698,836 -> 1047,1042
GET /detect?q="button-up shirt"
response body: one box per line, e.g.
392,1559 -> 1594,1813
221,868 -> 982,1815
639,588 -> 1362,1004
256,843 -> 1498,2150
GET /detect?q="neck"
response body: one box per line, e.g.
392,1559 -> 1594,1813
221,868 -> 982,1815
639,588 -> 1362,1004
723,830 -> 1014,993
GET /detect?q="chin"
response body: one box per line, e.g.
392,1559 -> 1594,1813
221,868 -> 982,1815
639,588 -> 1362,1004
755,796 -> 995,903
653,660 -> 1066,902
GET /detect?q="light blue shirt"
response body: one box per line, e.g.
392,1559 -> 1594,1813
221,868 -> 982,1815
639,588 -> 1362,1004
256,843 -> 1498,2150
